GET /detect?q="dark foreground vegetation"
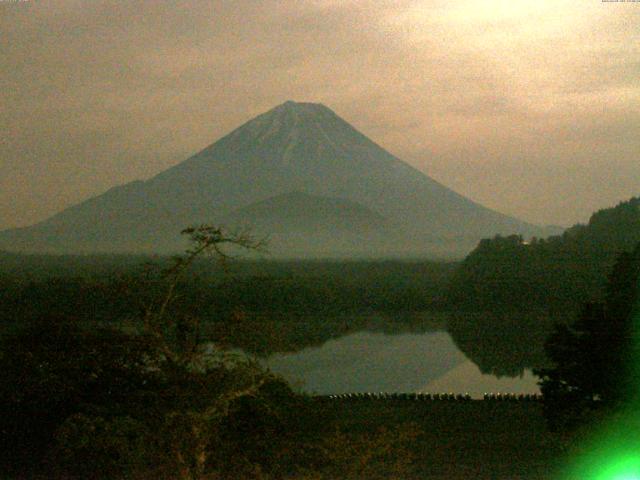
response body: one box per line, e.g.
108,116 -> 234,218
448,197 -> 640,375
3,198 -> 638,376
536,241 -> 640,430
1,197 -> 639,478
0,227 -> 483,479
0,314 -> 569,480
0,227 -> 456,479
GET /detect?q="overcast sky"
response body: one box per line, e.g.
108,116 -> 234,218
1,0 -> 639,230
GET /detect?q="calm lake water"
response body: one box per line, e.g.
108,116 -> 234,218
264,330 -> 540,398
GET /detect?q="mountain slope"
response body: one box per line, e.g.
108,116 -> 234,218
220,192 -> 401,257
0,101 -> 542,256
222,192 -> 389,232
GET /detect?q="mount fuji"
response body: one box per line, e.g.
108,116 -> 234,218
0,101 -> 545,257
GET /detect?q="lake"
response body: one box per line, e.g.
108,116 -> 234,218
264,330 -> 540,398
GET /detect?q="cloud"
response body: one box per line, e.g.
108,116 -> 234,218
0,0 -> 638,229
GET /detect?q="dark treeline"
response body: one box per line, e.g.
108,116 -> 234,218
0,257 -> 456,319
3,197 -> 639,373
449,197 -> 640,314
2,198 -> 638,376
0,228 -> 426,479
447,197 -> 640,376
1,201 -> 639,477
0,256 -> 455,356
536,241 -> 640,429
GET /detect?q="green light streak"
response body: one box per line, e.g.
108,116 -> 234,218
595,455 -> 640,480
558,272 -> 640,480
559,419 -> 640,480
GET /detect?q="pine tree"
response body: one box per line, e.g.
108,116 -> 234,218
535,243 -> 640,429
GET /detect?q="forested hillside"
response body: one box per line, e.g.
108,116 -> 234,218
448,197 -> 640,314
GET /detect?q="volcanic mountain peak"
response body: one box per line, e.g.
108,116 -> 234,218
0,101 -> 544,256
275,100 -> 329,112
232,100 -> 333,136
214,100 -> 363,158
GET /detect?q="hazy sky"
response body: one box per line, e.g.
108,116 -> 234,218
1,0 -> 639,230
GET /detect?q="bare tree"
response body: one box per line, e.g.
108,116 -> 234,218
138,225 -> 271,479
139,225 -> 266,364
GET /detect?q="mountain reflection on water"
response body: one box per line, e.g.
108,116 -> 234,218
261,319 -> 541,398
